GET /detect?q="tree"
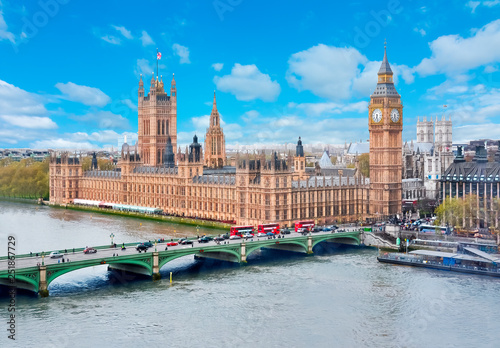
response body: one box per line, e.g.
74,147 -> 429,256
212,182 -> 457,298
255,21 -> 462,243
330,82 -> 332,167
330,156 -> 337,165
0,158 -> 49,199
358,153 -> 369,177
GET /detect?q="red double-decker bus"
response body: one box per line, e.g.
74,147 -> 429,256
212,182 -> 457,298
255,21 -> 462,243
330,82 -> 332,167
257,223 -> 280,234
230,225 -> 254,237
294,220 -> 315,232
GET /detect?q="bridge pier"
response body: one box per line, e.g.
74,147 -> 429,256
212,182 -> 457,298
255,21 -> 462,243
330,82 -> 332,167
38,266 -> 49,297
307,236 -> 313,254
152,252 -> 161,280
241,242 -> 247,263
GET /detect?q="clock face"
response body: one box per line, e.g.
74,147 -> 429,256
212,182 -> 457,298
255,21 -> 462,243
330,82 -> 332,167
371,108 -> 382,123
390,108 -> 400,122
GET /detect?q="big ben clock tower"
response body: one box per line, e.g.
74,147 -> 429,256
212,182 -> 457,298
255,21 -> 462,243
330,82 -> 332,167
368,44 -> 403,218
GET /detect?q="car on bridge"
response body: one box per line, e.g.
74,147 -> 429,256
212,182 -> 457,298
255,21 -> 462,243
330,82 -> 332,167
256,232 -> 267,237
141,242 -> 154,248
222,233 -> 229,239
243,232 -> 253,239
214,236 -> 225,242
83,247 -> 97,254
229,235 -> 241,240
198,236 -> 212,243
136,244 -> 149,251
266,232 -> 275,237
180,239 -> 193,245
280,228 -> 291,235
49,251 -> 64,259
167,242 -> 179,247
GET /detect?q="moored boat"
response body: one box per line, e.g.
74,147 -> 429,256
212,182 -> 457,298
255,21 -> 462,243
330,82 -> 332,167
377,249 -> 500,277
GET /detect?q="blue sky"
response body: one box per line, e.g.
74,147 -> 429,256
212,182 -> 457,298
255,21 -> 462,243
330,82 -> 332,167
1,0 -> 500,150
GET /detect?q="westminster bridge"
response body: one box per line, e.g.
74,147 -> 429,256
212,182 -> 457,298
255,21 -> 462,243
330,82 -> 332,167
0,230 -> 366,297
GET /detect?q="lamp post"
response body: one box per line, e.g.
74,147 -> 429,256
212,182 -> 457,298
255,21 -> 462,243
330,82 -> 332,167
110,233 -> 115,245
155,241 -> 157,252
41,252 -> 45,266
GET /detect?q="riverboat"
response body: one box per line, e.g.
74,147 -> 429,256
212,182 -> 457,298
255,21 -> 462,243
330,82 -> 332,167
377,248 -> 500,278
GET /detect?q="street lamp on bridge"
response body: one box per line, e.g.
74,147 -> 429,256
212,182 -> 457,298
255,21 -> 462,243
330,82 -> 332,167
110,233 -> 115,245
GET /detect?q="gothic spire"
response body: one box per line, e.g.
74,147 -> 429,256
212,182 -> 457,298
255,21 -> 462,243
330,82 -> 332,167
378,40 -> 393,75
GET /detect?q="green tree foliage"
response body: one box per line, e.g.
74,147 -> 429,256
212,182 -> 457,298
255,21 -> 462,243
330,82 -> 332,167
358,153 -> 370,177
81,157 -> 115,171
0,158 -> 49,199
330,156 -> 337,165
435,194 -> 500,234
98,158 -> 115,170
81,157 -> 91,171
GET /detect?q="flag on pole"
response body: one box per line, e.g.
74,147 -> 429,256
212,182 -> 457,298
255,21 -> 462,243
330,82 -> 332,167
157,52 -> 162,60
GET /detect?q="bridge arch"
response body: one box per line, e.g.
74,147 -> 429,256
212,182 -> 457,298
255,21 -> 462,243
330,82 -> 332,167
245,240 -> 308,258
158,248 -> 241,269
45,259 -> 152,287
0,272 -> 39,293
312,234 -> 360,249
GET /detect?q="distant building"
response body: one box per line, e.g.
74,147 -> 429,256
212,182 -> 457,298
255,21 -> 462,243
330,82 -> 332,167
441,143 -> 500,228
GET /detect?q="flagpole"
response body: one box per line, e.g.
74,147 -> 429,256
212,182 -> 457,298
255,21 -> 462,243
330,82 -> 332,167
156,48 -> 159,79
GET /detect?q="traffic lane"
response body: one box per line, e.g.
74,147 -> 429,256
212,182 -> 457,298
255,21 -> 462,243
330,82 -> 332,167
0,230 -> 356,270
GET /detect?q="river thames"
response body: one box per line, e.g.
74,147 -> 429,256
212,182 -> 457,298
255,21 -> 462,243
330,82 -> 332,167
1,201 -> 499,348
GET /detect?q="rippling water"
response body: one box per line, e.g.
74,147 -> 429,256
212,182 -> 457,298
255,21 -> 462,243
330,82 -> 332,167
1,201 -> 500,348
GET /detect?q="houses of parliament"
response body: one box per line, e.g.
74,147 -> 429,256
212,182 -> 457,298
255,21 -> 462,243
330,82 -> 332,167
49,47 -> 403,226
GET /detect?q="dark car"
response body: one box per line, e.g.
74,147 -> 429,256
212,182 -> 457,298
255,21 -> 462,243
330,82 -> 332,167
311,227 -> 321,233
136,244 -> 149,251
214,236 -> 225,242
198,236 -> 212,243
281,228 -> 291,235
180,239 -> 193,245
142,241 -> 154,248
222,233 -> 230,240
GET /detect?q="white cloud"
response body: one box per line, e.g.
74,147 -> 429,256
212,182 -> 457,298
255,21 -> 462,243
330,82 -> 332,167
241,110 -> 260,122
454,123 -> 500,142
0,115 -> 57,129
212,63 -> 224,71
112,25 -> 133,40
191,115 -> 211,130
0,80 -> 46,115
121,99 -> 137,111
74,111 -> 130,129
484,65 -> 498,73
172,43 -> 191,64
136,58 -> 154,77
467,0 -> 500,13
55,82 -> 111,107
292,101 -> 368,116
414,27 -> 426,36
415,19 -> 500,76
140,30 -> 154,46
0,9 -> 15,43
286,44 -> 367,100
101,35 -> 121,45
287,44 -> 415,101
31,138 -> 95,150
214,63 -> 281,102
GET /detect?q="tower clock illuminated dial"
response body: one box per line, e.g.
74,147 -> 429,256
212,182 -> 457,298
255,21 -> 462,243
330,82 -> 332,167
390,108 -> 400,122
371,108 -> 382,123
